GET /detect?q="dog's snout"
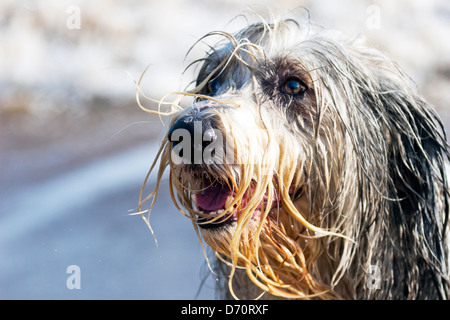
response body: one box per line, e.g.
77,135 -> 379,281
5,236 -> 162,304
168,112 -> 219,164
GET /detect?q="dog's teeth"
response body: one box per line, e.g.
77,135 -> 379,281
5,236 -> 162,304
191,194 -> 197,205
225,196 -> 234,209
217,209 -> 224,214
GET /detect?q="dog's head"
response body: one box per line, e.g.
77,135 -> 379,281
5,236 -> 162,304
138,17 -> 449,299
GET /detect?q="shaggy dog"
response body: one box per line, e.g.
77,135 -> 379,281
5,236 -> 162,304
137,15 -> 450,299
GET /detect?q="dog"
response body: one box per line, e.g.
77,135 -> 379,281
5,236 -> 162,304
136,15 -> 450,299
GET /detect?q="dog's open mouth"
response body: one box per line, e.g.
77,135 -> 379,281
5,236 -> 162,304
191,179 -> 286,230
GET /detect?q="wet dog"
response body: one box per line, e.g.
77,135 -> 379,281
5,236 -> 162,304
137,15 -> 450,299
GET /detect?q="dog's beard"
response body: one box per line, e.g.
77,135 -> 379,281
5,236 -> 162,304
154,111 -> 350,299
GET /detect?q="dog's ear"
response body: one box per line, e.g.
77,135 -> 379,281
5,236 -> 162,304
373,69 -> 450,298
376,73 -> 448,214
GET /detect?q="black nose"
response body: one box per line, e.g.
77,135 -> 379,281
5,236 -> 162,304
168,113 -> 218,164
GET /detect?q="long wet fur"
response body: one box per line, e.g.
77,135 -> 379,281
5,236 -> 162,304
137,15 -> 450,299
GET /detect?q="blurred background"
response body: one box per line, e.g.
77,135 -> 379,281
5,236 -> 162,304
1,0 -> 449,299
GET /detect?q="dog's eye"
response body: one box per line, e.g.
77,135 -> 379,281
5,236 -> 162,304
282,78 -> 305,95
207,78 -> 221,95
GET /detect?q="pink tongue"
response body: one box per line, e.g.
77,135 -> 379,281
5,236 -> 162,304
196,183 -> 232,211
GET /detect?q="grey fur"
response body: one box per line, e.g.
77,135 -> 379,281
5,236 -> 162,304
140,16 -> 450,299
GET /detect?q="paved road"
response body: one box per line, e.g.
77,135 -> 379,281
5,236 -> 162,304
0,142 -> 216,299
